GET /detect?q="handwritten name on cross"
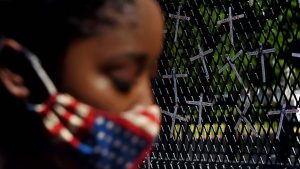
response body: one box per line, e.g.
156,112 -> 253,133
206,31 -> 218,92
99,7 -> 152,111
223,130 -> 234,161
161,105 -> 188,138
162,68 -> 188,104
292,53 -> 300,58
267,106 -> 299,140
218,50 -> 245,88
246,43 -> 276,84
217,7 -> 244,46
234,101 -> 259,137
169,5 -> 190,42
186,94 -> 213,127
190,45 -> 214,80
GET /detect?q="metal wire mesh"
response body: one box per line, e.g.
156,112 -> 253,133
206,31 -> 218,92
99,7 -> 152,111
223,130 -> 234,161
140,0 -> 300,168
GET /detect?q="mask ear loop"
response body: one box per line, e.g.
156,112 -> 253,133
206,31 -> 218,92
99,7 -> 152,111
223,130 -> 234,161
1,38 -> 57,96
0,38 -> 95,154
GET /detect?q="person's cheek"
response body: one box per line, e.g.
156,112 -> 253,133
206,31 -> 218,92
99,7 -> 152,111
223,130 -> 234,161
90,75 -> 119,111
94,76 -> 110,91
133,73 -> 154,106
89,74 -> 134,113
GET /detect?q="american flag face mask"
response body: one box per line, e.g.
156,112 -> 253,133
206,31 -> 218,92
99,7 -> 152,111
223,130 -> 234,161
2,39 -> 161,169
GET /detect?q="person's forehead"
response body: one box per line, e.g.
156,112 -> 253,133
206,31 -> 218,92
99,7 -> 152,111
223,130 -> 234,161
99,0 -> 163,28
65,0 -> 163,63
98,4 -> 162,49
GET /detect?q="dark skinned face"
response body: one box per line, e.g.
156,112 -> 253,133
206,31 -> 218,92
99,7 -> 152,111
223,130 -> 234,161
60,0 -> 164,114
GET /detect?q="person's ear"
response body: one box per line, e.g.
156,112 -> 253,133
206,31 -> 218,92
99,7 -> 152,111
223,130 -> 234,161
0,68 -> 30,99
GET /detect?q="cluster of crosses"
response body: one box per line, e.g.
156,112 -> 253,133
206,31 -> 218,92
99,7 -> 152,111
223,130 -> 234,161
162,3 -> 300,140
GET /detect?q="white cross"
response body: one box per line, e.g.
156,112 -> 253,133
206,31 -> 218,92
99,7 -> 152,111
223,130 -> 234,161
267,106 -> 299,140
162,68 -> 188,139
186,93 -> 213,127
162,68 -> 188,103
190,45 -> 214,80
218,50 -> 245,88
161,105 -> 188,138
218,50 -> 243,73
234,101 -> 259,137
169,5 -> 190,42
246,43 -> 276,84
292,53 -> 300,58
217,7 -> 244,46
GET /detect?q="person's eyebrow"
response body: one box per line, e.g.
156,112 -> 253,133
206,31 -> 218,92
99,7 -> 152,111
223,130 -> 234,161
101,53 -> 149,73
108,53 -> 148,63
106,53 -> 158,78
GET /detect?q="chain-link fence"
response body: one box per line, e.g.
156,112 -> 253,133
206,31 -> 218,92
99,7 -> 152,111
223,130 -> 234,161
139,0 -> 300,168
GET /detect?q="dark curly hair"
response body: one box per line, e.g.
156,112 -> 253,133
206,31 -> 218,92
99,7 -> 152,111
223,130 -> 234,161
0,1 -> 135,169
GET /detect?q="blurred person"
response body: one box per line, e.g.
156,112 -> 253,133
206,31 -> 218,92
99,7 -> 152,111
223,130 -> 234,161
0,0 -> 164,169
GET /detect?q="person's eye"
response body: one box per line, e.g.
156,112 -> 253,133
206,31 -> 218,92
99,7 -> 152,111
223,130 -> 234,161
99,53 -> 149,93
100,63 -> 137,93
110,76 -> 132,93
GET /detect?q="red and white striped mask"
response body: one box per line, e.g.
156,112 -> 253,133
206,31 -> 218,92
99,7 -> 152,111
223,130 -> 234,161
29,93 -> 161,169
